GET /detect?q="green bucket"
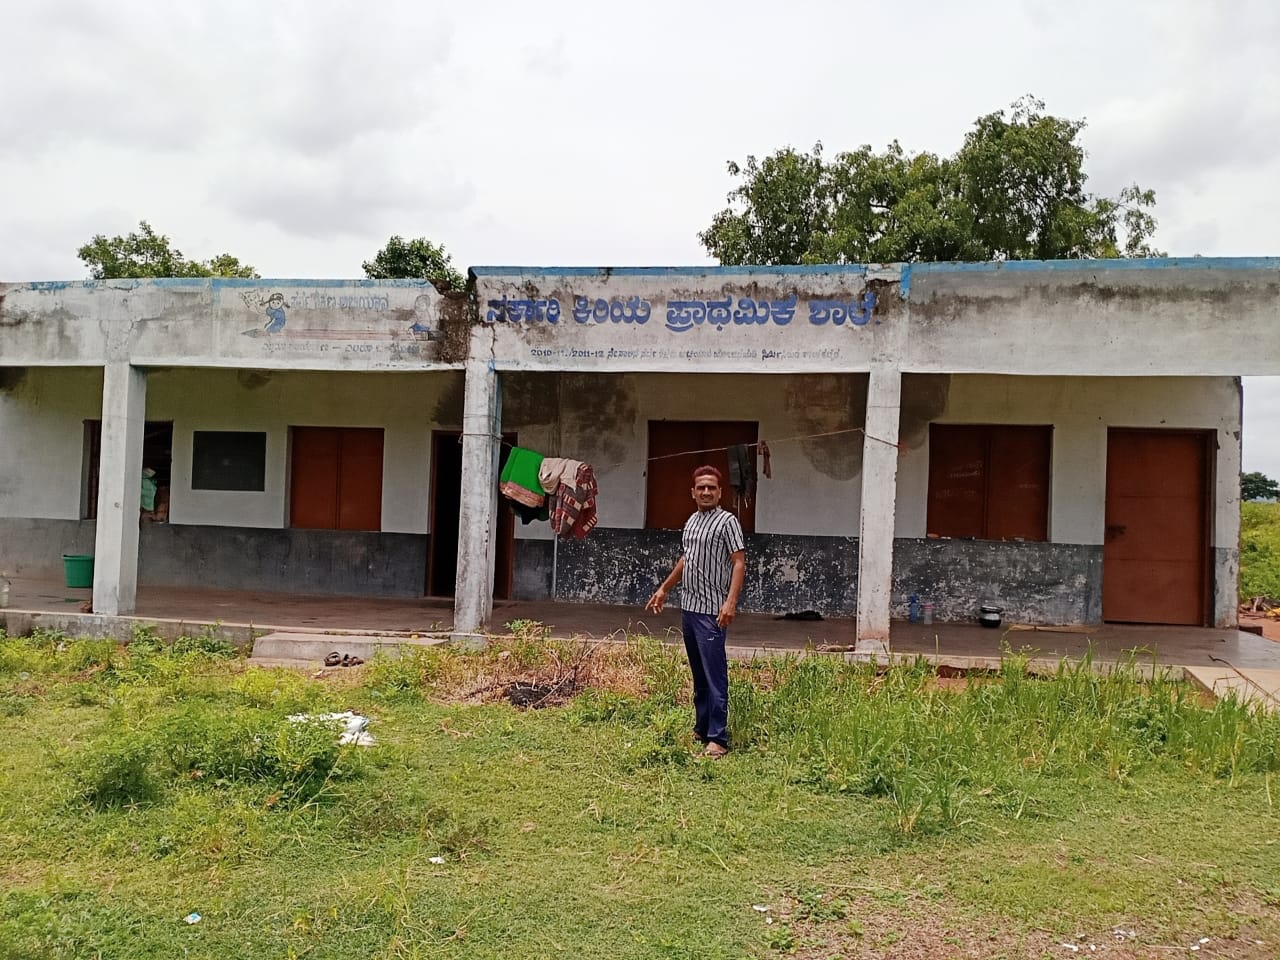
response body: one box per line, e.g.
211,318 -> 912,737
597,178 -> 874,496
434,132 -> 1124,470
62,554 -> 94,589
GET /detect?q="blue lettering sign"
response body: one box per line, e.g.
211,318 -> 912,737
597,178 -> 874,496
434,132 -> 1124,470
572,295 -> 652,324
665,300 -> 707,332
769,293 -> 798,325
486,296 -> 562,323
500,289 -> 879,331
808,290 -> 877,326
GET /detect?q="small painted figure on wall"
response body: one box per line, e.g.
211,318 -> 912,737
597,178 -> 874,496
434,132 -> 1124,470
262,293 -> 287,333
239,291 -> 288,338
239,293 -> 289,337
408,293 -> 442,341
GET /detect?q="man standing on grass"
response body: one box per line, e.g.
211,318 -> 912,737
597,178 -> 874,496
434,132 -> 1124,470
646,465 -> 746,758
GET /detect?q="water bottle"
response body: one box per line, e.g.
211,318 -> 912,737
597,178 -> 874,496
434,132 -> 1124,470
908,594 -> 920,623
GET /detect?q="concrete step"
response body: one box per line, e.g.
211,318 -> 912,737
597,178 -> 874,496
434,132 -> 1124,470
1183,665 -> 1280,711
246,656 -> 329,671
250,630 -> 451,665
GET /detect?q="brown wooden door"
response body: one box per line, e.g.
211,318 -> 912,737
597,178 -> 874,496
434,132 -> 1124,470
646,421 -> 757,532
290,427 -> 383,530
1103,429 -> 1211,625
290,428 -> 341,528
337,428 -> 384,531
986,427 -> 1050,541
926,424 -> 1050,541
926,425 -> 987,538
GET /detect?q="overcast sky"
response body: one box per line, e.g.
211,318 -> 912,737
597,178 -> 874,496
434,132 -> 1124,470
2,0 -> 1278,479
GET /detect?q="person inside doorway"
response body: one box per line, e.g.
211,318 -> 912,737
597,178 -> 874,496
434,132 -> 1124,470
645,465 -> 746,758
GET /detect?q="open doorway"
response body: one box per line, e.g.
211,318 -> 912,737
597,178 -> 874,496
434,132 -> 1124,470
82,420 -> 173,522
427,432 -> 515,598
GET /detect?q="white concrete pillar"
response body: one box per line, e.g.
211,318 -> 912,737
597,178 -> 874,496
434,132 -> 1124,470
855,363 -> 903,655
1214,378 -> 1244,627
92,362 -> 147,616
453,356 -> 502,638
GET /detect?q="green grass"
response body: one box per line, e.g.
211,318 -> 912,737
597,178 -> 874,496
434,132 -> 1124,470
1242,500 -> 1280,603
2,628 -> 1279,958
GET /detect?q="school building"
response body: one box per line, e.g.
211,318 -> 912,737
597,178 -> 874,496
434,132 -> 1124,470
1,259 -> 1275,651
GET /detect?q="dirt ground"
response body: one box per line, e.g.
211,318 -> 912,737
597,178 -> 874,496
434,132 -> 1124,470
1239,613 -> 1280,642
780,891 -> 1278,959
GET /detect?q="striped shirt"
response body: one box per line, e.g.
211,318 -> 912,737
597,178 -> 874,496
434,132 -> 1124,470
680,507 -> 746,615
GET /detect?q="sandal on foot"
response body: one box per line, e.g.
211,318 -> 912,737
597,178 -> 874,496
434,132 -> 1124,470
702,742 -> 729,759
324,652 -> 342,667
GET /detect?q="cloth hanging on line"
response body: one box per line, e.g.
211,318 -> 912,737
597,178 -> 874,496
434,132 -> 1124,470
140,468 -> 158,512
538,457 -> 585,494
550,462 -> 598,539
759,440 -> 772,480
510,500 -> 549,524
726,444 -> 756,510
499,446 -> 545,509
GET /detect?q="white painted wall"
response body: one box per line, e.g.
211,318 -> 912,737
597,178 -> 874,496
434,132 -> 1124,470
0,279 -> 458,372
0,367 -> 102,519
507,372 -> 867,539
3,366 -> 1241,552
0,367 -> 462,533
470,262 -> 1280,378
894,375 -> 1242,549
903,265 -> 1280,378
148,369 -> 459,532
505,371 -> 1241,550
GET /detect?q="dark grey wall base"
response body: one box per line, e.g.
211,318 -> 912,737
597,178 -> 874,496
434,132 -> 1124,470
514,529 -> 859,616
0,518 -> 428,598
0,518 -> 1108,621
140,525 -> 428,597
0,518 -> 97,578
892,538 -> 1103,625
515,530 -> 1104,625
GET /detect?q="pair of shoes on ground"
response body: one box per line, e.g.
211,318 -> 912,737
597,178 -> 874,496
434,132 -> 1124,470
323,652 -> 365,668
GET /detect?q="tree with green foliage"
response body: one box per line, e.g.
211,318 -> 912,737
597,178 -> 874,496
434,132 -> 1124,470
362,235 -> 466,291
699,96 -> 1162,266
1242,471 -> 1280,502
77,221 -> 259,279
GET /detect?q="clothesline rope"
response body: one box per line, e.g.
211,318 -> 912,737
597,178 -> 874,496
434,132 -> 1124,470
457,424 -> 899,470
640,426 -> 899,466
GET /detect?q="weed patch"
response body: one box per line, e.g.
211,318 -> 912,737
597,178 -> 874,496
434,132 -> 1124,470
1241,501 -> 1280,603
64,700 -> 361,812
0,692 -> 34,717
73,732 -> 159,810
5,634 -> 1280,958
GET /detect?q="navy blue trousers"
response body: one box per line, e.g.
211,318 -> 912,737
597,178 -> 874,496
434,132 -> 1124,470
682,611 -> 729,748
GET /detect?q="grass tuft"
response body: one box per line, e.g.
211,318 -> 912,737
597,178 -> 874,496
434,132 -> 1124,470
3,630 -> 1280,956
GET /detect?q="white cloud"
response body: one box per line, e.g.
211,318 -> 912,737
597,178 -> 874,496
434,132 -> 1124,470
1244,378 -> 1280,482
216,135 -> 475,239
0,0 -> 1275,454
